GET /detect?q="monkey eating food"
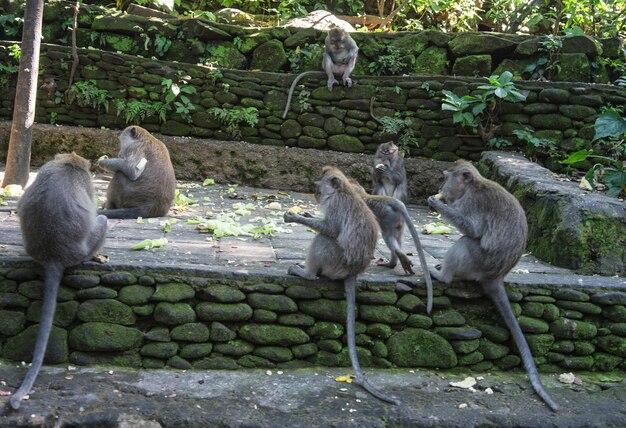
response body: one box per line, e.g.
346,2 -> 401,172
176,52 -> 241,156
284,166 -> 399,405
282,27 -> 358,119
99,125 -> 176,219
11,153 -> 108,410
427,160 -> 559,411
372,142 -> 408,203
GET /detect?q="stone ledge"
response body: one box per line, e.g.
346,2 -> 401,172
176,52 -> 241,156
480,151 -> 626,276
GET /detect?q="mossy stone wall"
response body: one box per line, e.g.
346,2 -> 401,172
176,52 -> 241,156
0,41 -> 624,164
1,262 -> 625,373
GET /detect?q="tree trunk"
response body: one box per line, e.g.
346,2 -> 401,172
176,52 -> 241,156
2,0 -> 44,188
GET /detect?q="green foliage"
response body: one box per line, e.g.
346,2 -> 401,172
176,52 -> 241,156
593,108 -> 626,142
524,36 -> 562,81
0,13 -> 23,37
488,137 -> 513,149
162,76 -> 197,123
368,47 -> 408,75
441,71 -> 526,141
513,129 -> 558,161
562,150 -> 625,197
115,99 -> 168,124
8,44 -> 20,60
0,44 -> 20,88
379,114 -> 420,155
66,80 -> 110,112
154,34 -> 172,57
286,43 -> 324,73
209,106 -> 259,139
297,88 -> 312,113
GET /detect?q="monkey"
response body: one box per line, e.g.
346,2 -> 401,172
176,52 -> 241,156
11,153 -> 108,410
284,166 -> 399,405
349,179 -> 433,313
427,160 -> 559,412
98,125 -> 176,219
372,141 -> 408,204
282,27 -> 358,119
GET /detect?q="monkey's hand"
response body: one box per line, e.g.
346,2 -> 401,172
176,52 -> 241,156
283,211 -> 302,223
375,163 -> 386,172
327,77 -> 339,91
427,195 -> 444,212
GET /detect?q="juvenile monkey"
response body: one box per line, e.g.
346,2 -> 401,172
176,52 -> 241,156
427,161 -> 559,412
11,153 -> 108,410
282,28 -> 358,119
351,180 -> 433,313
99,125 -> 176,219
284,166 -> 399,405
372,142 -> 408,203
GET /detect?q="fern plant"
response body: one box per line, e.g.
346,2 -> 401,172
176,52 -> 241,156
209,106 -> 259,139
66,80 -> 110,112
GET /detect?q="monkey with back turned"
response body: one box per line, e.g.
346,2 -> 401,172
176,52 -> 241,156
282,27 -> 358,119
284,166 -> 400,405
427,160 -> 559,411
11,153 -> 108,410
350,179 -> 433,313
99,125 -> 176,219
372,141 -> 408,203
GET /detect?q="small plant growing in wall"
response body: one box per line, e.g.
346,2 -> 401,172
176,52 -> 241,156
162,76 -> 197,123
441,71 -> 527,142
208,106 -> 259,139
562,107 -> 626,197
0,44 -> 20,88
524,36 -> 562,81
66,79 -> 110,112
379,114 -> 420,155
297,88 -> 312,113
368,47 -> 408,76
287,43 -> 324,73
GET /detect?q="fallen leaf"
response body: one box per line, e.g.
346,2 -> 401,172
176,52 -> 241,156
335,375 -> 355,383
422,222 -> 453,235
558,372 -> 576,384
579,177 -> 593,191
450,376 -> 477,389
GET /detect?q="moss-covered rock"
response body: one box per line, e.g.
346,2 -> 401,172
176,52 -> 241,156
198,284 -> 245,303
300,299 -> 347,323
153,302 -> 196,325
145,326 -> 170,342
253,309 -> 278,323
76,286 -> 117,300
278,313 -> 315,326
237,355 -> 275,368
327,134 -> 365,153
180,343 -> 213,359
594,352 -> 623,371
450,339 -> 480,354
604,306 -> 626,323
406,314 -> 433,329
207,42 -> 248,69
413,46 -> 448,74
70,350 -> 142,367
0,293 -> 30,308
101,272 -> 137,286
3,324 -> 68,363
550,318 -> 597,340
77,299 -> 136,325
307,322 -> 344,339
367,323 -> 393,339
292,343 -> 317,359
193,356 -> 239,370
449,33 -> 516,55
458,351 -> 484,366
596,335 -> 626,357
318,339 -> 342,353
141,342 -> 179,359
518,316 -> 550,334
452,55 -> 492,77
434,326 -> 482,340
359,305 -> 408,324
432,310 -> 466,326
27,300 -> 78,328
239,324 -> 309,346
118,285 -> 154,305
285,285 -> 321,300
387,328 -> 457,368
0,309 -> 25,336
152,283 -> 195,302
555,53 -> 590,82
196,302 -> 253,322
396,294 -> 426,313
250,40 -> 287,72
248,293 -> 297,313
63,274 -> 100,289
526,334 -> 555,356
214,340 -> 254,356
253,346 -> 294,362
209,321 -> 236,342
478,338 -> 509,360
561,355 -> 594,370
69,322 -> 143,352
171,322 -> 210,342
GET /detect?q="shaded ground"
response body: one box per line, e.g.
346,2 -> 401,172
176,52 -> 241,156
1,362 -> 625,427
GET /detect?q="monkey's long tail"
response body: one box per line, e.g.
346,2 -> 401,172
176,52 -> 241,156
344,276 -> 400,405
9,262 -> 63,410
400,206 -> 433,314
485,278 -> 560,412
282,71 -> 324,119
97,207 -> 143,219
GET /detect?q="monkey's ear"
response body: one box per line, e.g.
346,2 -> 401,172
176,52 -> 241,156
130,126 -> 138,138
461,170 -> 474,184
330,176 -> 341,189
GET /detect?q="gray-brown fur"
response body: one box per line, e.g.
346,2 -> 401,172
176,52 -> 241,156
427,160 -> 559,412
12,153 -> 107,410
372,142 -> 408,203
351,181 -> 433,313
99,126 -> 176,219
282,28 -> 358,119
284,166 -> 399,405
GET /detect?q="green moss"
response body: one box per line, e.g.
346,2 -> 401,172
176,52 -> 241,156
171,322 -> 210,342
387,328 -> 457,368
4,325 -> 68,364
152,283 -> 195,302
239,324 -> 309,346
307,322 -> 344,339
69,322 -> 143,352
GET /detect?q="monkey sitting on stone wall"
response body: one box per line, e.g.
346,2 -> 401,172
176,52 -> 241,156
284,166 -> 400,405
427,160 -> 559,411
98,126 -> 176,219
11,153 -> 107,410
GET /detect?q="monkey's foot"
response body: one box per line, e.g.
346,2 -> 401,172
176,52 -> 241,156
327,78 -> 339,91
375,259 -> 397,269
343,77 -> 353,87
287,264 -> 318,280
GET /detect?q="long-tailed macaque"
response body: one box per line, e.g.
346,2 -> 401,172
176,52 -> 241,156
372,142 -> 408,203
351,180 -> 433,313
99,125 -> 176,219
284,166 -> 399,405
11,153 -> 108,410
282,28 -> 358,119
427,161 -> 559,412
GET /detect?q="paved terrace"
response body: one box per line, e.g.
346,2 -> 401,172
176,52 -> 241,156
0,169 -> 625,427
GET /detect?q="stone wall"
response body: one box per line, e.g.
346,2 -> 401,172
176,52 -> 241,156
1,42 -> 625,165
1,262 -> 625,373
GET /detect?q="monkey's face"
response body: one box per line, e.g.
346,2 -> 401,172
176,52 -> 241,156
120,126 -> 140,149
439,167 -> 473,204
378,142 -> 398,162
